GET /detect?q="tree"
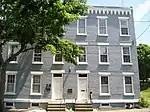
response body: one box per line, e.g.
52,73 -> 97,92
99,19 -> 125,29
137,44 -> 150,85
0,0 -> 88,111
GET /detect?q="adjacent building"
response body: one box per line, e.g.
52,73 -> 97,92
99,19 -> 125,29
4,6 -> 140,109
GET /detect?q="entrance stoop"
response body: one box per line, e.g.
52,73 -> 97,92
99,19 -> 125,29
46,100 -> 65,112
75,102 -> 93,112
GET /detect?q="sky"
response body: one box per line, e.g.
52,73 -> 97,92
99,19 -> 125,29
88,0 -> 150,45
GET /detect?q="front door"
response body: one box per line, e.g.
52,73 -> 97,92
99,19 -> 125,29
78,74 -> 88,100
52,74 -> 63,100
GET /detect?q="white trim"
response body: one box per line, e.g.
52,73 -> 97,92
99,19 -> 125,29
51,73 -> 63,100
76,70 -> 90,74
98,72 -> 111,75
76,42 -> 88,45
99,75 -> 110,96
77,74 -> 88,100
4,98 -> 139,103
97,17 -> 108,36
97,16 -> 108,19
32,49 -> 43,64
6,71 -> 18,74
51,70 -> 65,73
92,99 -> 139,103
119,18 -> 130,36
99,46 -> 109,64
77,16 -> 87,36
77,46 -> 88,65
30,73 -> 42,95
5,102 -> 15,108
121,46 -> 132,65
118,17 -> 129,20
31,71 -> 43,75
5,72 -> 17,95
120,43 -> 132,46
122,72 -> 134,75
97,43 -> 109,46
123,75 -> 134,96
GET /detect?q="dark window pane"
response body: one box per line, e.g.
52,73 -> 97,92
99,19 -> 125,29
54,74 -> 62,77
125,76 -> 132,84
79,74 -> 87,77
101,76 -> 108,84
101,55 -> 107,62
123,55 -> 130,62
55,53 -> 62,62
121,28 -> 128,35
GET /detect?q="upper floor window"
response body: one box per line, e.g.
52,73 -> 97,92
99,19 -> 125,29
32,49 -> 43,64
77,46 -> 87,64
77,16 -> 87,35
99,46 -> 109,64
53,52 -> 64,64
121,46 -> 132,65
8,42 -> 19,63
119,17 -> 129,36
97,16 -> 108,36
5,71 -> 17,95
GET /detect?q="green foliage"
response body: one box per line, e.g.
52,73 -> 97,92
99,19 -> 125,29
138,96 -> 149,108
140,88 -> 150,106
137,44 -> 150,83
0,0 -> 88,64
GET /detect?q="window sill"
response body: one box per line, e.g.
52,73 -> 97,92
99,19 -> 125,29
99,62 -> 110,65
32,62 -> 43,65
122,63 -> 133,65
30,93 -> 42,96
98,34 -> 108,37
120,34 -> 130,37
4,93 -> 16,95
53,62 -> 64,65
77,62 -> 88,65
77,33 -> 87,36
124,93 -> 135,96
100,93 -> 111,96
9,61 -> 18,64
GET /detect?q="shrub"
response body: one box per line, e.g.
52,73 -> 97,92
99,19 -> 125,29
138,96 -> 149,108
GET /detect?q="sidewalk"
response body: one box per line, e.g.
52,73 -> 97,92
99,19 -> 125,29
94,108 -> 150,112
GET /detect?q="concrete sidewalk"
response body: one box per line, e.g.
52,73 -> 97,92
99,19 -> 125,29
94,108 -> 150,112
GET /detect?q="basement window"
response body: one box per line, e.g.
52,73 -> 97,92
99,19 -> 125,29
5,102 -> 15,108
100,103 -> 110,108
31,103 -> 40,107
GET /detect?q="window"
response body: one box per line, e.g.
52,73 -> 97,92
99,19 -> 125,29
8,42 -> 19,63
97,16 -> 108,36
5,72 -> 16,94
5,102 -> 15,108
77,47 -> 87,64
31,72 -> 43,95
33,49 -> 43,64
100,103 -> 110,108
124,76 -> 134,95
119,18 -> 129,36
122,47 -> 132,64
31,103 -> 40,107
77,16 -> 87,35
99,46 -> 109,64
100,76 -> 109,95
53,52 -> 64,64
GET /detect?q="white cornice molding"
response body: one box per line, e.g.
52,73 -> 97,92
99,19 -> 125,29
88,6 -> 132,15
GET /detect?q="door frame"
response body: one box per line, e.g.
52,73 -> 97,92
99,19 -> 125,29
51,73 -> 63,100
77,74 -> 88,100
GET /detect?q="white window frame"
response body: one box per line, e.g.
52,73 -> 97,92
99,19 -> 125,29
118,17 -> 130,36
98,43 -> 109,65
100,103 -> 111,108
30,72 -> 43,96
99,72 -> 111,96
53,52 -> 64,64
5,102 -> 15,108
97,16 -> 108,36
77,16 -> 87,36
32,49 -> 43,64
5,71 -> 17,95
120,43 -> 132,65
123,72 -> 134,96
77,46 -> 88,65
8,42 -> 19,64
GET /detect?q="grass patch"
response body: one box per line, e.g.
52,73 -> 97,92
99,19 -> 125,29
140,88 -> 150,106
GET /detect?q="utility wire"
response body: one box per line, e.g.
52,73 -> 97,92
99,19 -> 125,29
136,23 -> 150,40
